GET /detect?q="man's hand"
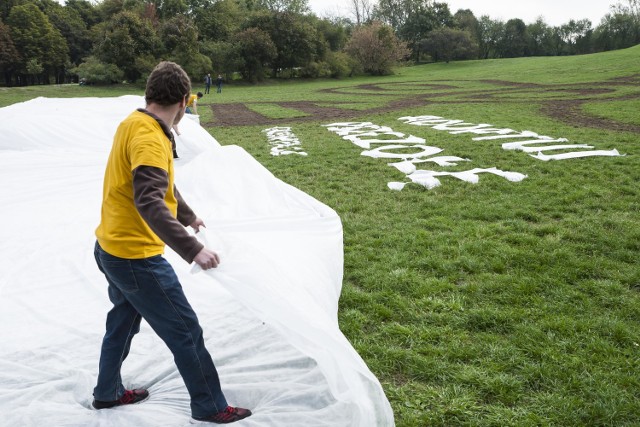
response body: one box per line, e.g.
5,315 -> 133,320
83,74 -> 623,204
190,218 -> 205,232
193,247 -> 220,270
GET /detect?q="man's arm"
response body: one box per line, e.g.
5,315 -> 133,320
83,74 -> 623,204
133,166 -> 209,264
174,185 -> 196,227
172,185 -> 220,268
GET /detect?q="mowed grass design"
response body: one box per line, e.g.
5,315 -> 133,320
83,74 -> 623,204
2,44 -> 639,426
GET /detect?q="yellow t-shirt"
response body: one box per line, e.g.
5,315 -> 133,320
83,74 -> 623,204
186,94 -> 198,107
96,110 -> 177,259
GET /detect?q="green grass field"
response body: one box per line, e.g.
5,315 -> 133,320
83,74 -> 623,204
2,45 -> 639,426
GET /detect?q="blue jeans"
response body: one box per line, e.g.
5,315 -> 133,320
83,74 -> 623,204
93,242 -> 228,418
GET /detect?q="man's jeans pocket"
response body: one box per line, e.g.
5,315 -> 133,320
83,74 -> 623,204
95,242 -> 140,293
101,259 -> 140,293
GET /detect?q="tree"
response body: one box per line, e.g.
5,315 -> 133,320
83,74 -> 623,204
349,0 -> 373,25
246,11 -> 322,75
46,3 -> 92,66
344,21 -> 409,75
256,0 -> 309,14
65,0 -> 102,28
420,27 -> 477,62
201,40 -> 242,78
161,14 -> 199,55
374,0 -> 412,32
593,1 -> 640,51
94,0 -> 125,21
0,21 -> 20,85
498,18 -> 528,57
193,0 -> 245,42
7,3 -> 69,84
429,1 -> 454,27
156,0 -> 188,20
0,0 -> 20,21
560,19 -> 593,54
374,0 -> 453,62
546,26 -> 565,55
235,27 -> 277,81
400,1 -> 453,62
160,15 -> 212,79
454,8 -> 479,36
527,17 -> 554,56
92,10 -> 161,82
476,15 -> 503,59
315,16 -> 351,51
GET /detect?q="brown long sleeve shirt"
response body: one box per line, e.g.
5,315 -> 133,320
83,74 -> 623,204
133,109 -> 204,263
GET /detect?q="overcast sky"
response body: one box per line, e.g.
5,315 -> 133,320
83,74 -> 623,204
308,0 -> 616,27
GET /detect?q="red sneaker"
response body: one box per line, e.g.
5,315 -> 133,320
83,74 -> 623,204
92,388 -> 149,409
193,406 -> 252,424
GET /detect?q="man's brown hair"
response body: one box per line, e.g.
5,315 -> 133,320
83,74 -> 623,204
145,61 -> 191,106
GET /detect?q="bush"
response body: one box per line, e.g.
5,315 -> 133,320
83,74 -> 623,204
71,57 -> 123,84
300,61 -> 331,78
344,21 -> 410,75
324,51 -> 353,78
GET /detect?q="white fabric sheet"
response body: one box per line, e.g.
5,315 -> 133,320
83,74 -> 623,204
0,96 -> 394,426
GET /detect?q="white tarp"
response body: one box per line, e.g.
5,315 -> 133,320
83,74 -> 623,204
0,96 -> 394,426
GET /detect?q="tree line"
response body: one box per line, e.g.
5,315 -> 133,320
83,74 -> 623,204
381,0 -> 640,63
0,0 -> 638,87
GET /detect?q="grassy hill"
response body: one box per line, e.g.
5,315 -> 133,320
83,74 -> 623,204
2,45 -> 639,426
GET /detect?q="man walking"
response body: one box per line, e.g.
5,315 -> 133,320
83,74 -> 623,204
204,73 -> 212,94
216,74 -> 223,93
92,61 -> 251,424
